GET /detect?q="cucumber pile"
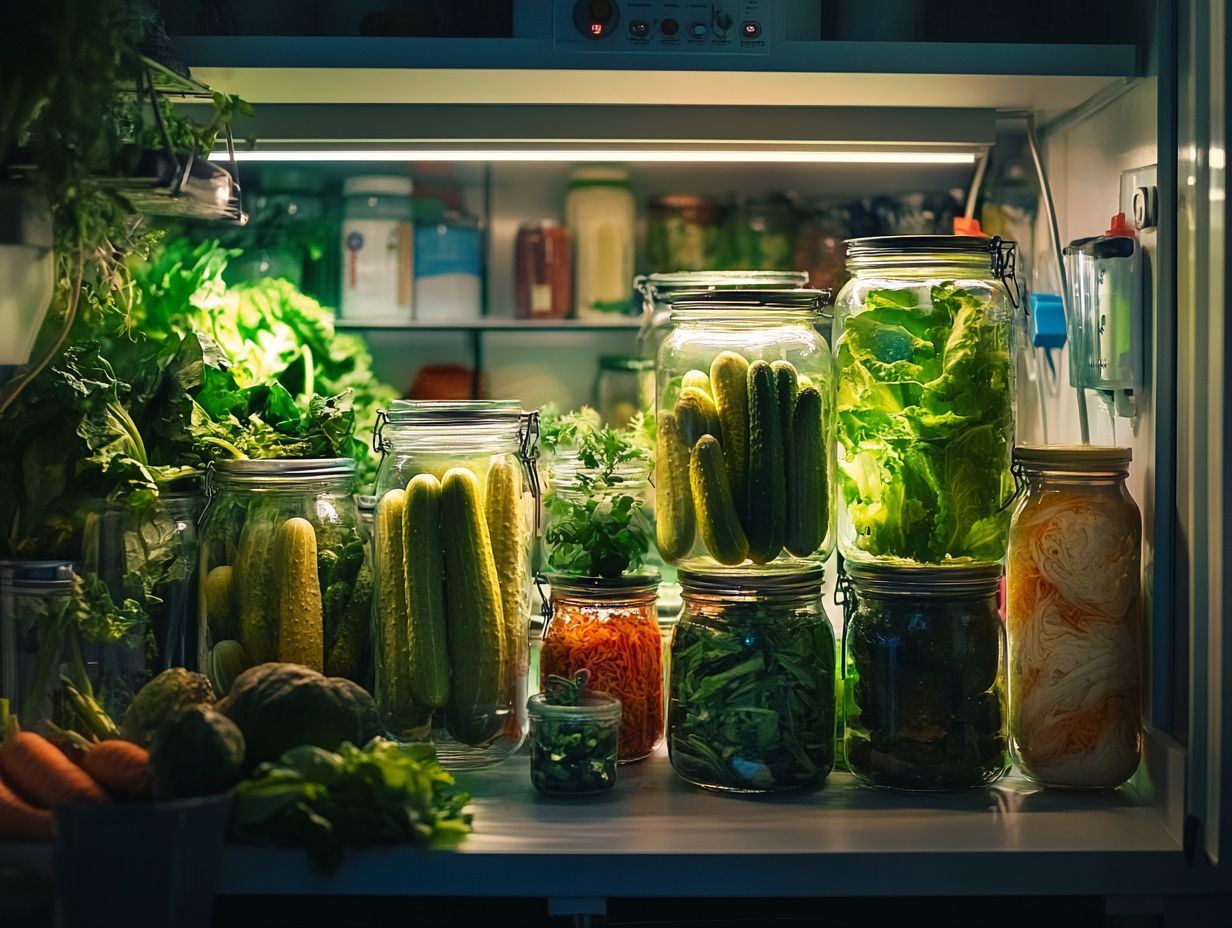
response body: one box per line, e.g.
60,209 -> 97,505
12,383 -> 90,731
374,457 -> 526,746
657,353 -> 828,566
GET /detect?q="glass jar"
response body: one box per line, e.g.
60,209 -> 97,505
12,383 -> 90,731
566,165 -> 635,319
414,209 -> 482,322
792,199 -> 851,295
541,574 -> 663,762
543,450 -> 654,580
655,289 -> 835,568
724,194 -> 797,271
226,167 -> 328,293
1,560 -> 75,730
646,194 -> 727,273
339,175 -> 414,321
197,459 -> 368,694
371,400 -> 539,768
669,566 -> 836,793
595,355 -> 654,430
842,562 -> 1009,790
514,220 -> 572,320
635,270 -> 809,362
832,235 -> 1018,566
528,691 -> 621,796
1007,445 -> 1142,789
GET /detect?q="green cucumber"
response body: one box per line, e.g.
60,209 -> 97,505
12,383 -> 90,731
375,489 -> 416,732
745,361 -> 787,564
274,517 -> 325,672
234,504 -> 279,665
675,386 -> 721,448
690,435 -> 749,566
786,385 -> 827,558
682,369 -> 712,392
709,351 -> 750,526
404,473 -> 450,709
655,410 -> 696,562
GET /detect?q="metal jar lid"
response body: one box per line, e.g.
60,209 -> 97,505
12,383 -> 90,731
0,559 -> 75,591
215,458 -> 357,481
546,572 -> 660,602
639,270 -> 810,295
384,399 -> 524,426
844,234 -> 1004,259
843,561 -> 1002,598
1014,444 -> 1132,472
667,288 -> 827,313
678,564 -> 825,598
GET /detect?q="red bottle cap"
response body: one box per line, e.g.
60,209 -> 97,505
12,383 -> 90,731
953,216 -> 986,236
1105,212 -> 1136,237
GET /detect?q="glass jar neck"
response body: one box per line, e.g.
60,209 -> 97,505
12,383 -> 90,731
670,309 -> 819,329
1023,468 -> 1129,490
383,422 -> 522,455
681,589 -> 821,611
552,590 -> 658,610
215,474 -> 356,494
847,256 -> 997,278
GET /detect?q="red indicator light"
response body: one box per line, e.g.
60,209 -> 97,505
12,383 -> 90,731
590,22 -> 604,35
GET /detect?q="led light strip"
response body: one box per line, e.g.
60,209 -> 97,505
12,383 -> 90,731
210,149 -> 976,165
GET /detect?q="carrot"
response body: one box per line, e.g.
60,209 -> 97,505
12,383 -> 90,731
0,732 -> 109,807
0,774 -> 53,843
81,740 -> 151,800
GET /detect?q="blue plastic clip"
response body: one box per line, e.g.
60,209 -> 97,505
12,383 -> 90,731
1029,293 -> 1067,349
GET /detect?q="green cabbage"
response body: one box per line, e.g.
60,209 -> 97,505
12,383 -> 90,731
836,283 -> 1013,563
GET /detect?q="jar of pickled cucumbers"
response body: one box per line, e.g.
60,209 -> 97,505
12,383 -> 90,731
197,460 -> 367,697
832,235 -> 1018,566
655,289 -> 834,569
371,400 -> 539,768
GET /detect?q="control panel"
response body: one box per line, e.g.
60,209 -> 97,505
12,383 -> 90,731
553,0 -> 772,53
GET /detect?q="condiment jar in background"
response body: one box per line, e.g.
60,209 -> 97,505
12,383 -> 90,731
595,355 -> 654,429
414,207 -> 482,322
646,193 -> 726,273
515,220 -> 572,320
566,165 -> 635,319
339,175 -> 414,321
1007,445 -> 1142,790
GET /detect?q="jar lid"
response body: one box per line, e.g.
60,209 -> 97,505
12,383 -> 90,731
678,564 -> 825,597
547,572 -> 660,600
342,175 -> 413,198
844,234 -> 1003,259
647,193 -> 725,222
527,691 -> 622,723
517,219 -> 562,231
0,559 -> 75,588
667,288 -> 827,313
384,399 -> 524,426
640,270 -> 810,296
843,561 -> 1002,598
569,165 -> 629,186
1014,444 -> 1132,471
261,166 -> 325,195
215,458 -> 357,480
598,355 -> 655,372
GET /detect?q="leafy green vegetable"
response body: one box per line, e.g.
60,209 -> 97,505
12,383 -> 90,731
667,604 -> 835,792
541,405 -> 653,578
529,672 -> 620,796
835,283 -> 1013,563
230,739 -> 473,874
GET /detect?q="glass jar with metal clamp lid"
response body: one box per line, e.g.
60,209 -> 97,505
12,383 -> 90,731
839,560 -> 1009,791
197,459 -> 367,698
370,400 -> 540,768
668,565 -> 836,793
655,288 -> 835,569
832,235 -> 1019,567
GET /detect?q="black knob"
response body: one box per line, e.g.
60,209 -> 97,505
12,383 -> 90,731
714,11 -> 733,33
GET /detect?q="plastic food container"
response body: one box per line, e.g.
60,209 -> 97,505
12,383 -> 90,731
197,459 -> 367,697
414,210 -> 482,321
566,165 -> 635,319
528,691 -> 621,796
541,574 -> 663,762
832,234 -> 1018,566
646,193 -> 726,274
841,561 -> 1009,791
339,175 -> 414,321
371,401 -> 539,768
1007,445 -> 1142,789
668,566 -> 836,793
654,289 -> 834,569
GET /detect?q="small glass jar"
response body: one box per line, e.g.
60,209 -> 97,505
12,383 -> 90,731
595,355 -> 654,430
842,562 -> 1009,791
566,165 -> 635,319
371,401 -> 539,768
635,270 -> 809,362
1007,445 -> 1142,789
226,167 -> 328,292
197,459 -> 368,692
541,574 -> 663,762
514,220 -> 572,320
655,289 -> 835,568
339,175 -> 414,321
543,450 -> 654,579
646,194 -> 727,273
669,566 -> 836,793
1,560 -> 76,730
724,194 -> 797,271
528,692 -> 621,796
832,235 -> 1018,566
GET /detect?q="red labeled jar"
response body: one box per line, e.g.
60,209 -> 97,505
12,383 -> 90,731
515,221 -> 572,319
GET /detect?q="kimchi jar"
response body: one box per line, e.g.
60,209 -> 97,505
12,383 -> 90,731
1007,445 -> 1142,789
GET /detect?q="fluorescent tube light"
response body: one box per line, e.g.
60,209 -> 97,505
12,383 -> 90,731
210,149 -> 976,165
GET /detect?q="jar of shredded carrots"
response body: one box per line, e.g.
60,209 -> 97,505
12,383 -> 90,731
541,574 -> 663,762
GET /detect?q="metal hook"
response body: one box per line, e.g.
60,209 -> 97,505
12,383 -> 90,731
535,573 -> 554,640
520,410 -> 543,537
998,459 -> 1028,514
990,236 -> 1021,310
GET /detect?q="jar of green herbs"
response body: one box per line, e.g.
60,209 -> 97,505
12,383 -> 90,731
528,672 -> 621,796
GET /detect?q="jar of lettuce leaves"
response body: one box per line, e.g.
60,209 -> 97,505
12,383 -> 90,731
197,459 -> 368,699
842,561 -> 1009,790
1007,445 -> 1142,790
832,235 -> 1018,566
655,289 -> 834,569
371,401 -> 539,768
668,565 -> 836,793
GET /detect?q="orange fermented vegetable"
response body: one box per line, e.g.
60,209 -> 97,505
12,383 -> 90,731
0,732 -> 109,807
0,775 -> 53,843
541,599 -> 663,761
81,740 -> 152,800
